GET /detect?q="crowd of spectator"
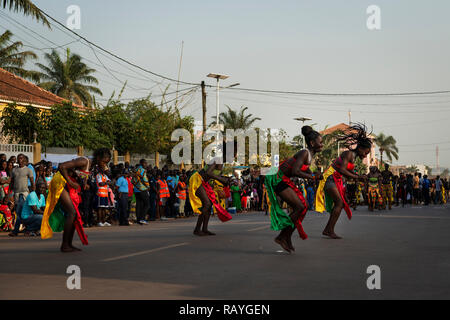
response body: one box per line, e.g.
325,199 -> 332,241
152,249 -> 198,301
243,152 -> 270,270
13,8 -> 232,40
1,153 -> 448,237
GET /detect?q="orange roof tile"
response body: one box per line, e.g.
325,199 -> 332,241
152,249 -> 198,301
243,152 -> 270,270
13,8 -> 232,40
0,67 -> 84,109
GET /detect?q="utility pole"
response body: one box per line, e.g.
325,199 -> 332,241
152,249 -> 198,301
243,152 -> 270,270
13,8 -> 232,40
201,81 -> 207,133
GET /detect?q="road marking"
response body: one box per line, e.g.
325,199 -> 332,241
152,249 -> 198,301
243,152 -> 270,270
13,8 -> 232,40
102,242 -> 189,262
356,214 -> 450,220
247,226 -> 269,232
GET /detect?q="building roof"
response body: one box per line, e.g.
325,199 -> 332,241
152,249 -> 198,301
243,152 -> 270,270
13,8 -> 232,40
320,123 -> 351,136
0,67 -> 83,109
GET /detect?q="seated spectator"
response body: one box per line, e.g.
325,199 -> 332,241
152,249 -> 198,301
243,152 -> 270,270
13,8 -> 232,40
20,183 -> 46,236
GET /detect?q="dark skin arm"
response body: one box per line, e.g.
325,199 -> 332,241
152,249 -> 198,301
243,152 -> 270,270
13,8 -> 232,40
205,163 -> 230,186
336,151 -> 361,180
288,150 -> 315,180
58,157 -> 89,190
30,204 -> 44,215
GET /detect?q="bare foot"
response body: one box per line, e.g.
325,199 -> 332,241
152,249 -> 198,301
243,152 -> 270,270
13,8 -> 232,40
322,230 -> 342,239
275,236 -> 291,253
193,230 -> 208,236
60,245 -> 75,253
70,245 -> 82,251
203,230 -> 216,236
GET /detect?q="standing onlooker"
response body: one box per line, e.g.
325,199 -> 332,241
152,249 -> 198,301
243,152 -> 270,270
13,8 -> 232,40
115,172 -> 130,226
25,156 -> 36,191
95,169 -> 111,226
422,175 -> 431,205
156,172 -> 170,220
147,169 -> 157,221
9,154 -> 35,236
0,160 -> 11,201
413,173 -> 420,205
132,159 -> 150,225
176,175 -> 187,218
435,176 -> 443,204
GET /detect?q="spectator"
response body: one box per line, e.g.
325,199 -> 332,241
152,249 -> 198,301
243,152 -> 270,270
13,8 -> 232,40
132,159 -> 150,225
95,168 -> 111,227
435,176 -> 443,204
422,175 -> 431,205
177,174 -> 187,218
9,154 -> 35,236
156,171 -> 170,221
19,182 -> 46,236
0,160 -> 11,201
146,169 -> 157,221
115,172 -> 130,226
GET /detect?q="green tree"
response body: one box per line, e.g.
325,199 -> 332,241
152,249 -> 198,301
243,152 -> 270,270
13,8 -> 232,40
374,132 -> 399,168
1,0 -> 50,27
0,103 -> 42,143
36,48 -> 102,107
40,102 -> 83,148
406,165 -> 419,174
0,30 -> 41,81
210,105 -> 261,130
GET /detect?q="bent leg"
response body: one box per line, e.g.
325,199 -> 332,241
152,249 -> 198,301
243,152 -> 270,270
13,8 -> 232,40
323,186 -> 344,239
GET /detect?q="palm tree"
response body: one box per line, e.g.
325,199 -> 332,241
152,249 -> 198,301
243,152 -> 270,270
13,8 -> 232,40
1,0 -> 50,27
36,48 -> 102,107
374,132 -> 399,167
210,105 -> 261,130
406,165 -> 419,174
0,29 -> 41,81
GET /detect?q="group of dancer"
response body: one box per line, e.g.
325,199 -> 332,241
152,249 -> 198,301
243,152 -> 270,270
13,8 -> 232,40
40,124 -> 373,254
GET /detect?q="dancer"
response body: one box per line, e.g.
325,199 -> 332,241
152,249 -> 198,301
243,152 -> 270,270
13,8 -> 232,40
316,123 -> 372,239
265,126 -> 323,253
189,158 -> 232,236
367,166 -> 383,211
41,148 -> 111,252
381,163 -> 394,210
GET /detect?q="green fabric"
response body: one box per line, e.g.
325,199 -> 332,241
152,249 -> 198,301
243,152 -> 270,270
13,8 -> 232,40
48,203 -> 66,232
230,185 -> 242,210
324,189 -> 334,213
264,169 -> 294,231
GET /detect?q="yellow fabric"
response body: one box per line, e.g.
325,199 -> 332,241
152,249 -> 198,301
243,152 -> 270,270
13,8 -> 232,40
315,166 -> 335,213
188,172 -> 203,214
212,180 -> 226,213
41,172 -> 66,240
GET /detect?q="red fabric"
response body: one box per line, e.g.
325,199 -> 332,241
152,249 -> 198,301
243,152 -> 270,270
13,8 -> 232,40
67,177 -> 88,245
126,177 -> 133,197
332,171 -> 352,220
201,181 -> 232,222
241,196 -> 248,209
223,186 -> 231,198
347,162 -> 355,171
281,175 -> 308,240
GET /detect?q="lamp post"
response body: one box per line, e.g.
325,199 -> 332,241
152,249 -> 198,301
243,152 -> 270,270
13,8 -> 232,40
206,73 -> 239,160
294,117 -> 312,148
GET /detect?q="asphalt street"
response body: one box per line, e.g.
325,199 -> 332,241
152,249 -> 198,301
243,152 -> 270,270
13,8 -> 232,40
1,204 -> 450,299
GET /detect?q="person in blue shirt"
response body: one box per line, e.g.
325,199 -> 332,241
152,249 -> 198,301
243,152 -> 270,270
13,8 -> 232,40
422,175 -> 431,205
21,182 -> 46,236
115,172 -> 130,226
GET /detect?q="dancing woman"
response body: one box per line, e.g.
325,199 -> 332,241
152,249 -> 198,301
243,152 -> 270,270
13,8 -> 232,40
189,158 -> 232,236
265,126 -> 323,253
316,123 -> 372,239
41,148 -> 111,252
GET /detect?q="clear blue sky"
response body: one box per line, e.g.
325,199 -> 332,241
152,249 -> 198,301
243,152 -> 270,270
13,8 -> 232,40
2,0 -> 450,170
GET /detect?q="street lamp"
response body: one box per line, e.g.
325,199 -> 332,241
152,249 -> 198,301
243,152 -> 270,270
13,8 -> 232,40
207,73 -> 229,130
294,117 -> 312,148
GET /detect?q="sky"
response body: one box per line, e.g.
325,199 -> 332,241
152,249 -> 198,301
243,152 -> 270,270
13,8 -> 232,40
1,0 -> 450,170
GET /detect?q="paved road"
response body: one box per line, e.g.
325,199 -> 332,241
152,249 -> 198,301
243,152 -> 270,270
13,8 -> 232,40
1,204 -> 450,299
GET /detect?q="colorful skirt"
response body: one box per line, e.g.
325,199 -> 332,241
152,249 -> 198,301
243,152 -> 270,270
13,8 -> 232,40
188,172 -> 232,222
40,172 -> 88,245
315,166 -> 352,219
264,169 -> 308,239
368,185 -> 383,206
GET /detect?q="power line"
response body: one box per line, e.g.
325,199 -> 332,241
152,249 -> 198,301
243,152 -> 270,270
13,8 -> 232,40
37,7 -> 199,86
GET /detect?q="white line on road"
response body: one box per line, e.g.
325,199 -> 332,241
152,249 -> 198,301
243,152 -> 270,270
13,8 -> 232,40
247,226 -> 269,232
356,214 -> 450,220
102,242 -> 189,262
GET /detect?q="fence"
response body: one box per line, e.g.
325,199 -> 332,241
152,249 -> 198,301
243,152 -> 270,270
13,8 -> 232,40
0,144 -> 34,161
